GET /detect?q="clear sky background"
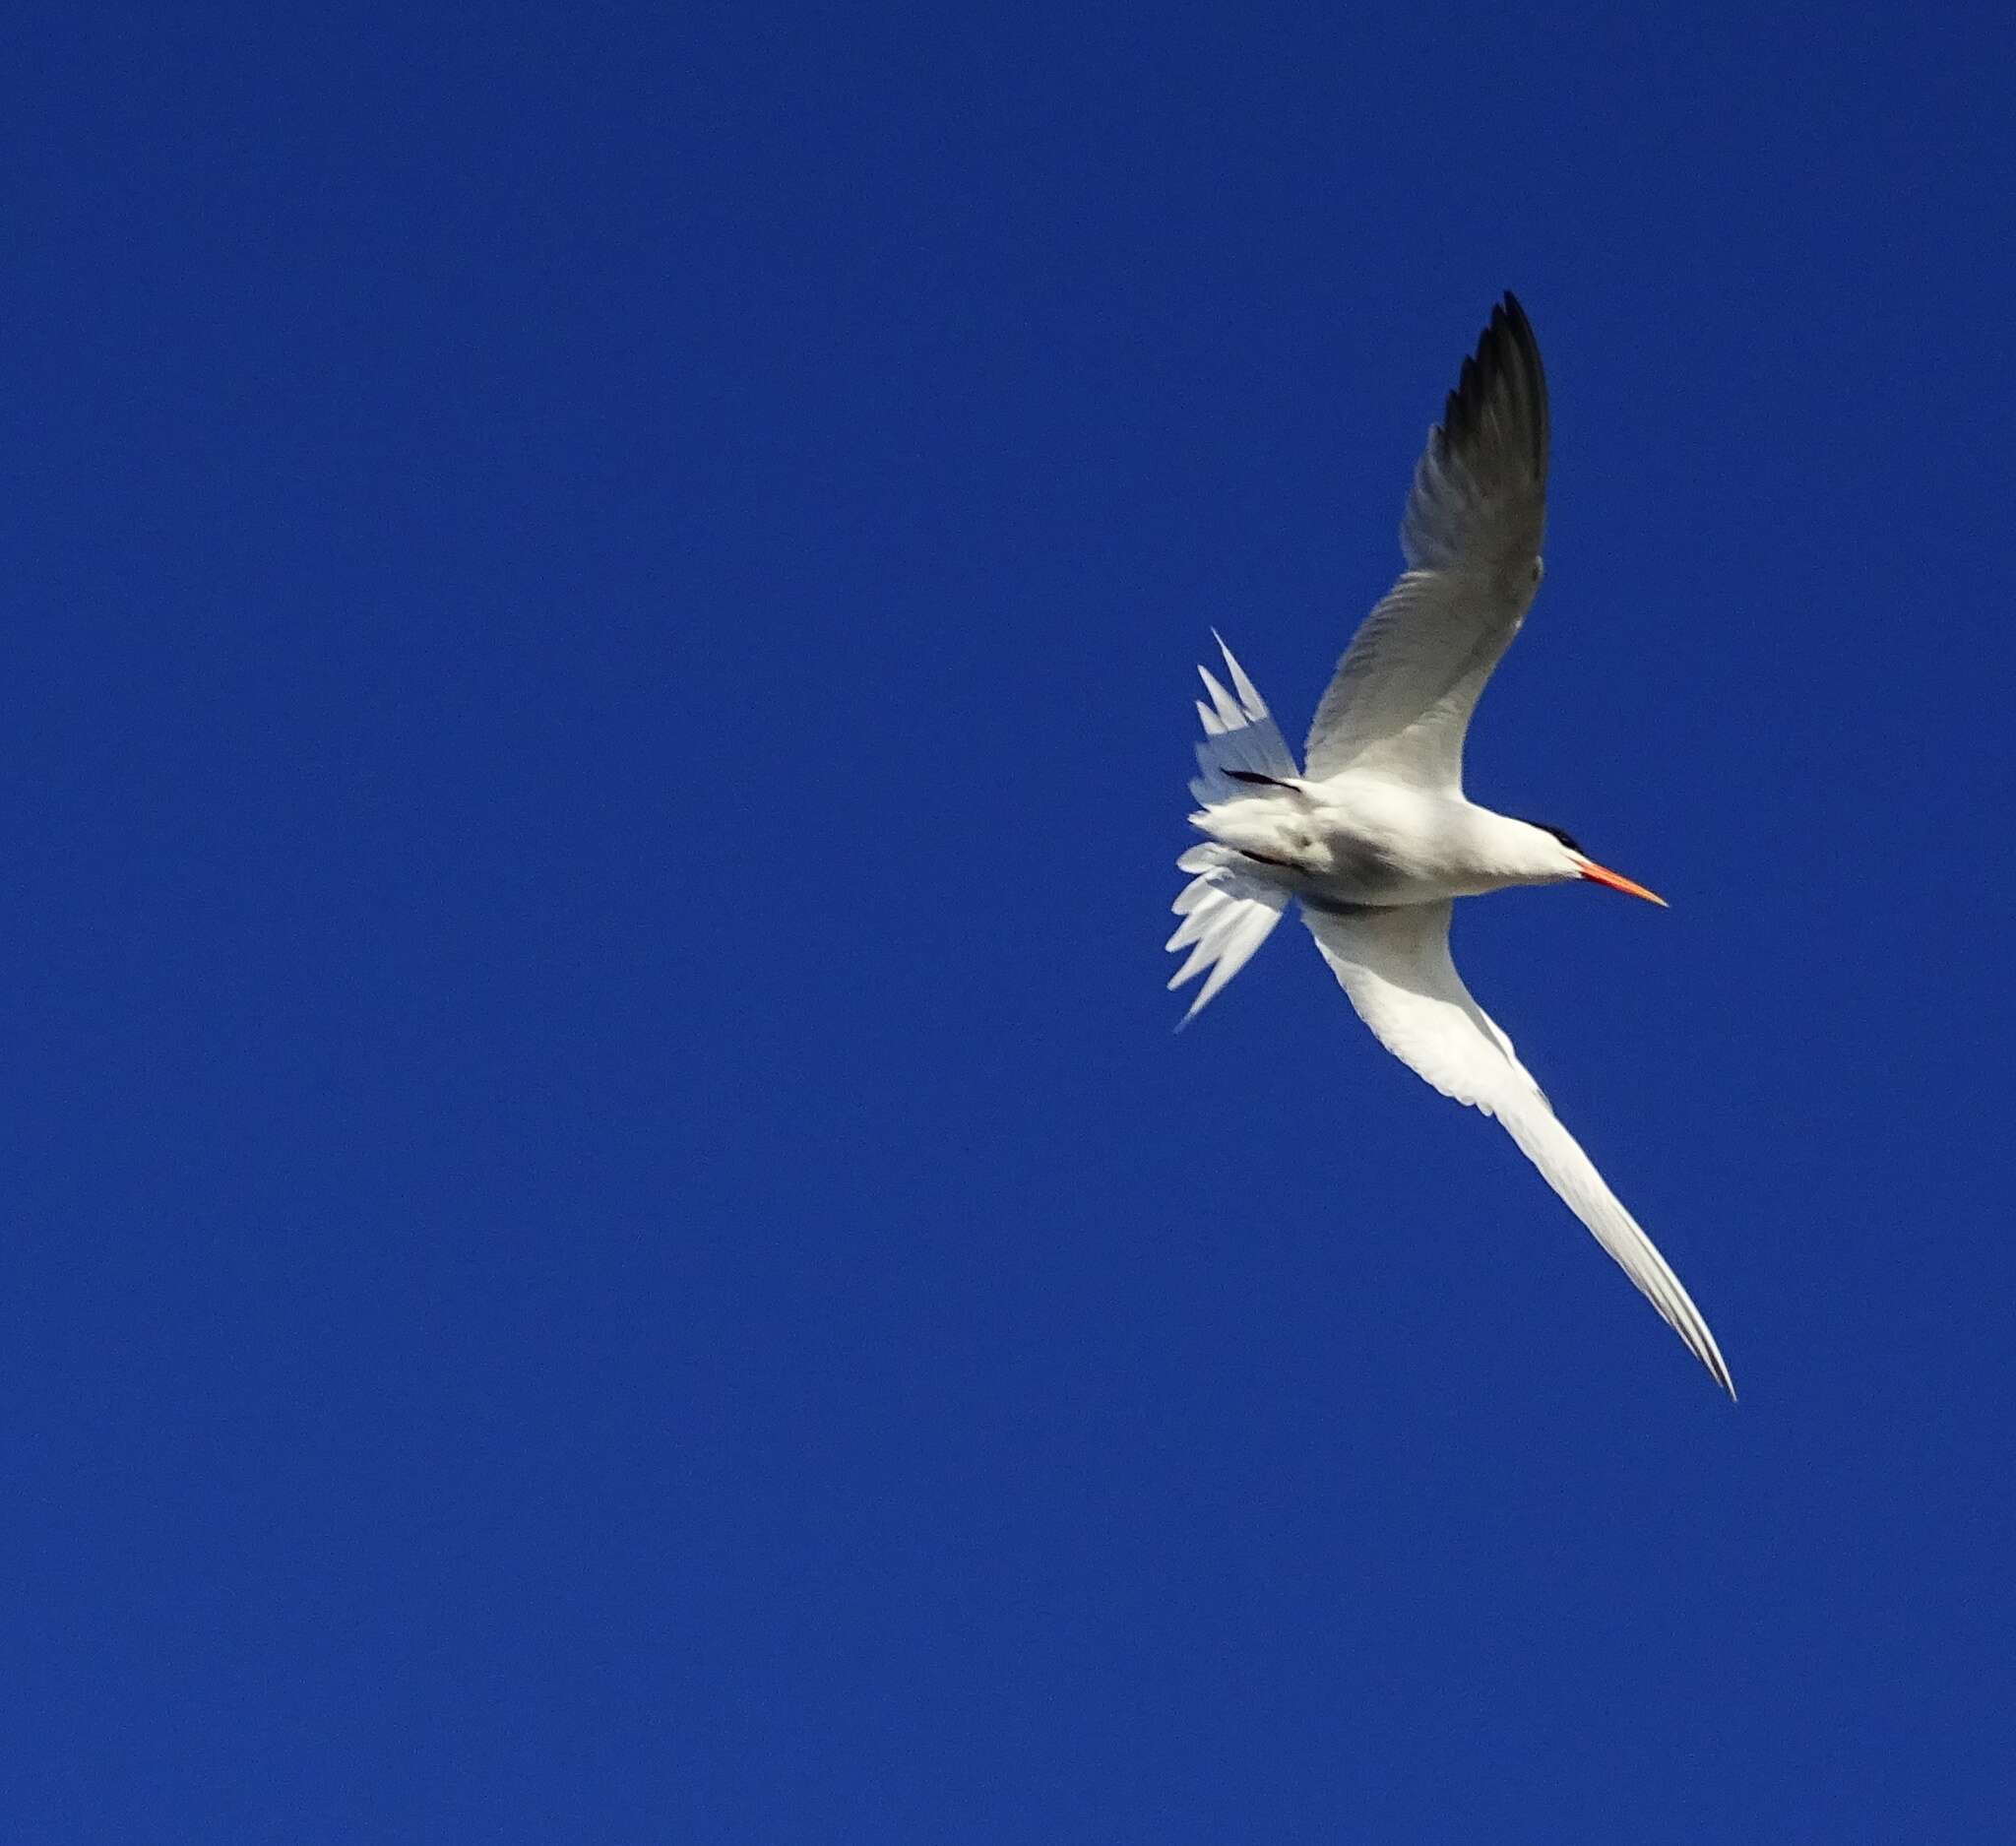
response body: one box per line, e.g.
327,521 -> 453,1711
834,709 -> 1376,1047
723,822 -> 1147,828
5,3 -> 2013,1840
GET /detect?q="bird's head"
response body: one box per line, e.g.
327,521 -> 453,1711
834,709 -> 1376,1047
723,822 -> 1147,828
1519,819 -> 1668,907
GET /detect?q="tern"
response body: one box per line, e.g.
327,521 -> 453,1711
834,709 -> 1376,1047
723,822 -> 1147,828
1166,293 -> 1732,1396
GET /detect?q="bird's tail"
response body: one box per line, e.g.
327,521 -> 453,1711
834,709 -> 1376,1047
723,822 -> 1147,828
1184,632 -> 1300,803
1166,636 -> 1298,1024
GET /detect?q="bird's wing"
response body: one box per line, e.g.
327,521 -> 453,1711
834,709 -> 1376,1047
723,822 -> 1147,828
1302,901 -> 1733,1395
1303,293 -> 1549,794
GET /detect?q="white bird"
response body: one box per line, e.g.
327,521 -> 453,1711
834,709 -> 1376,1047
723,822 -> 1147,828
1167,293 -> 1732,1396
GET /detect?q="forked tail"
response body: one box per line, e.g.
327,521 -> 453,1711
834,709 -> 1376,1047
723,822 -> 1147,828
1166,635 -> 1299,1024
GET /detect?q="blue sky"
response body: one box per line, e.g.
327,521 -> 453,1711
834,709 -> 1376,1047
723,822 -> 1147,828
5,3 -> 2013,1839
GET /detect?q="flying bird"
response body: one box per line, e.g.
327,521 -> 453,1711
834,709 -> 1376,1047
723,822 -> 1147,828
1167,293 -> 1732,1396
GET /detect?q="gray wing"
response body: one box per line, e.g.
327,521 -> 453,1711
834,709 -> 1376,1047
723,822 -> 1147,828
1303,901 -> 1734,1396
1303,294 -> 1549,793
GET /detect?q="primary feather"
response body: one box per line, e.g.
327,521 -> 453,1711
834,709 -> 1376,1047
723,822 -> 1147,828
1303,904 -> 1733,1396
1303,294 -> 1549,795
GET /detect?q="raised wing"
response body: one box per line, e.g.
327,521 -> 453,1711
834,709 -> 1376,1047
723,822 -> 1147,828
1303,293 -> 1549,793
1302,901 -> 1733,1395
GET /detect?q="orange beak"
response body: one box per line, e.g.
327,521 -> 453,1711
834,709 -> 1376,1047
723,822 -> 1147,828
1577,859 -> 1668,907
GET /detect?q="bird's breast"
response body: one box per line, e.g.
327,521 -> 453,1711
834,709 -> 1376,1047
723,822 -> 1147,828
1297,781 -> 1507,903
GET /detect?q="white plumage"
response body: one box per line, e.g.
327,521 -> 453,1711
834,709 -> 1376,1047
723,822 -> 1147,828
1166,294 -> 1732,1397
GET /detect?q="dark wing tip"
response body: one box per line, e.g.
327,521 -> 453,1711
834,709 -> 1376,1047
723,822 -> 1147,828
1434,291 -> 1550,483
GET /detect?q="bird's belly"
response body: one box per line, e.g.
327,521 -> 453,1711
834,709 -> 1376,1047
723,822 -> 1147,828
1196,784 -> 1502,905
1296,829 -> 1415,904
1203,808 -> 1418,905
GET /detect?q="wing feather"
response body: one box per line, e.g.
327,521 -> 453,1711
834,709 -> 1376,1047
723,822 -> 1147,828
1302,902 -> 1733,1396
1304,293 -> 1549,793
